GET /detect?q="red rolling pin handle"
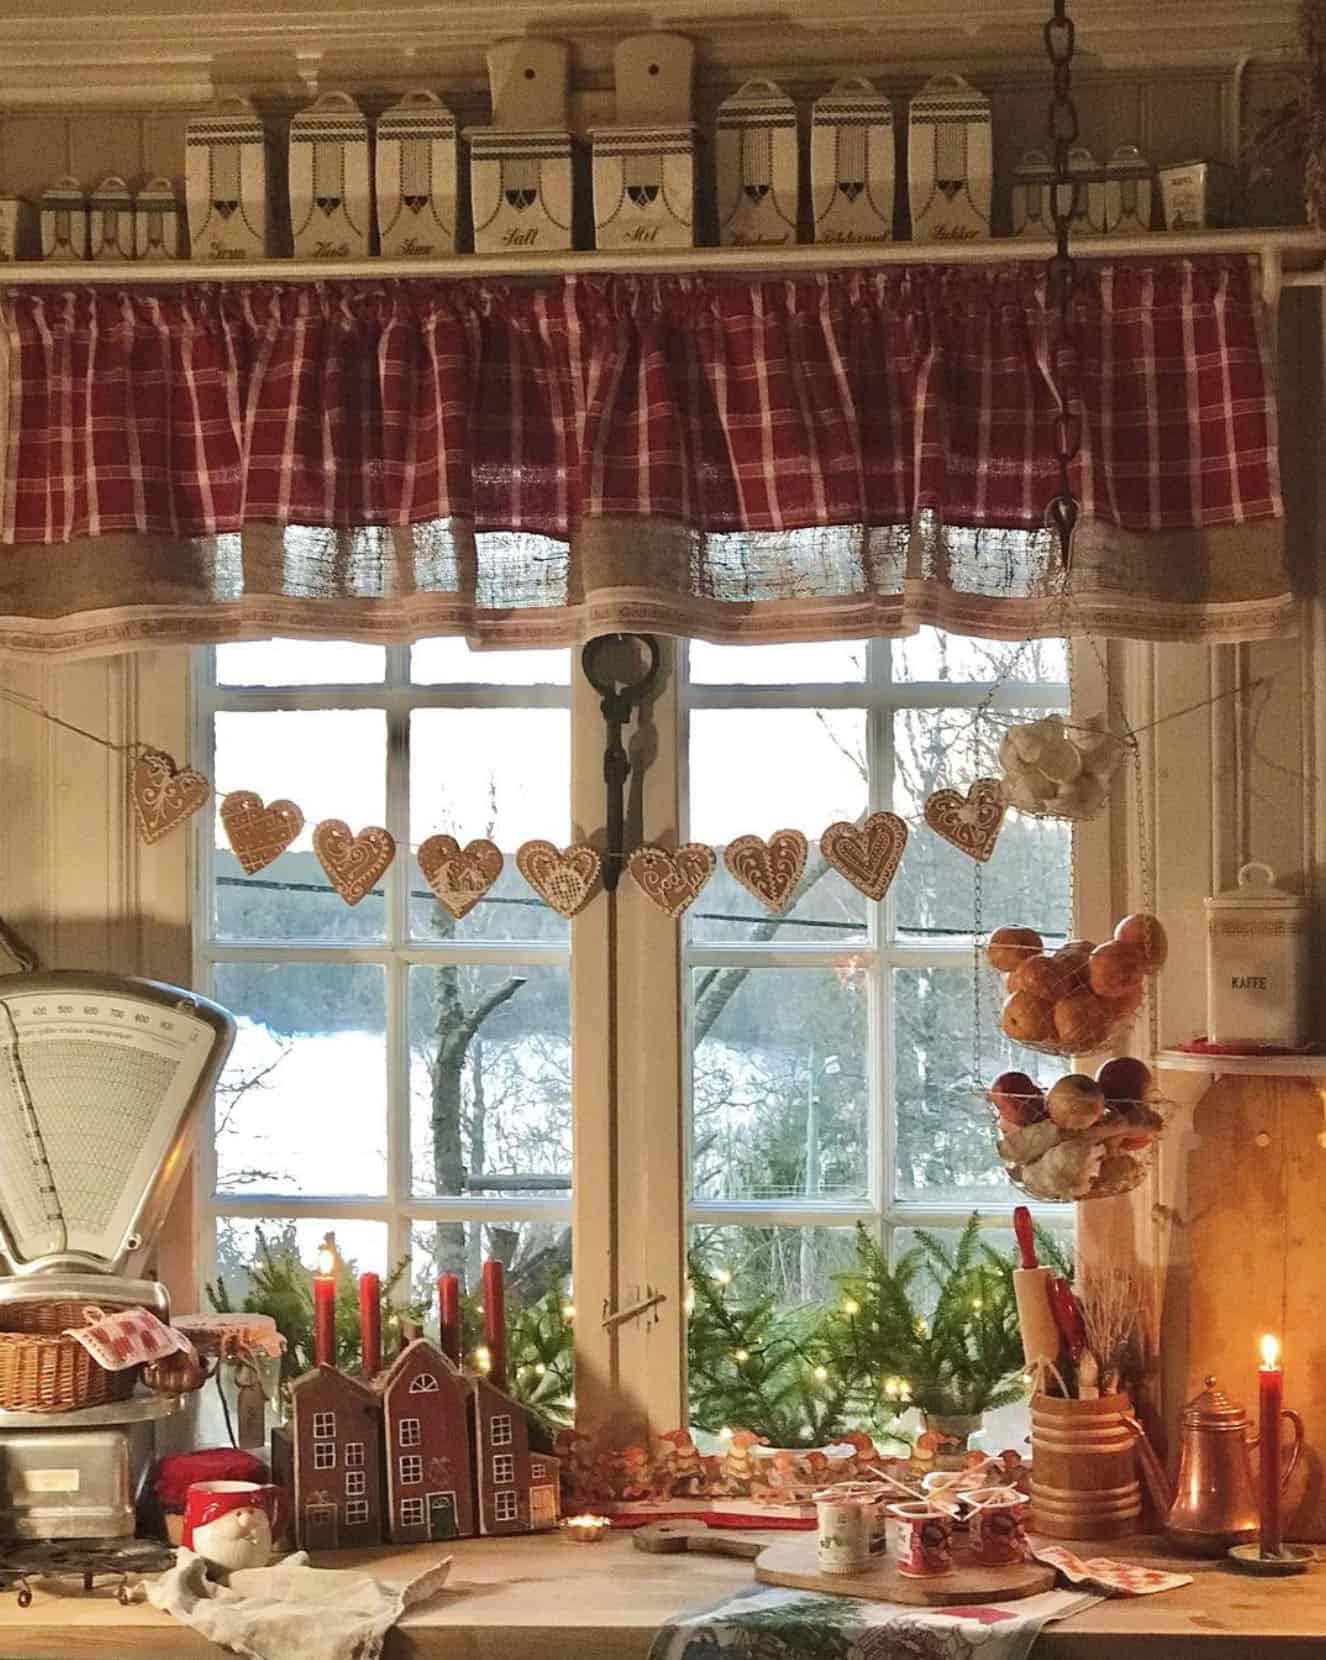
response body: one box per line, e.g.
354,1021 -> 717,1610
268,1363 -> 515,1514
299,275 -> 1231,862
1013,1205 -> 1038,1271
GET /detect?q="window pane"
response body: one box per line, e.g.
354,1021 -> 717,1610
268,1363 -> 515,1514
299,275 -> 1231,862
213,1217 -> 389,1308
892,1225 -> 1074,1316
892,966 -> 1062,1205
216,639 -> 386,685
893,631 -> 1068,685
689,641 -> 867,685
212,711 -> 387,942
213,962 -> 387,1197
891,705 -> 1071,942
409,1219 -> 571,1308
691,966 -> 868,1204
409,709 -> 570,943
409,964 -> 571,1199
411,640 -> 569,685
689,1223 -> 860,1306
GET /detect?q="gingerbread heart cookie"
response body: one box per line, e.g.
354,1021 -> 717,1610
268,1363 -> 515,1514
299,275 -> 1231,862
516,840 -> 601,919
627,843 -> 716,920
820,812 -> 908,902
130,748 -> 210,846
723,829 -> 808,914
417,836 -> 504,921
313,819 -> 396,906
220,790 -> 305,875
923,778 -> 1007,863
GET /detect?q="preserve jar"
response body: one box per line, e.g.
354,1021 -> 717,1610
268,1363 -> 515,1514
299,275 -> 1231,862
1205,863 -> 1310,1046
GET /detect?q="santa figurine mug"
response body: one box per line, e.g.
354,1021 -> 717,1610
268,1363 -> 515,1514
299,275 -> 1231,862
183,1480 -> 287,1574
887,1502 -> 954,1577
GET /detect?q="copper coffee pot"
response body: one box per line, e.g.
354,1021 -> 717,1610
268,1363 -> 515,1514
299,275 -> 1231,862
1129,1377 -> 1303,1557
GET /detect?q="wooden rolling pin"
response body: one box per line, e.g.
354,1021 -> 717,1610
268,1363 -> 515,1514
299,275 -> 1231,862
1012,1206 -> 1059,1372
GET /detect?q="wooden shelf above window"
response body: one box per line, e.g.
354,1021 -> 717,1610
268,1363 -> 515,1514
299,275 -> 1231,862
1157,1048 -> 1326,1078
6,226 -> 1323,291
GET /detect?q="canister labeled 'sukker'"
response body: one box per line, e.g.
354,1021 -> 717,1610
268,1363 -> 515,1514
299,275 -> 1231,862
1205,862 -> 1310,1047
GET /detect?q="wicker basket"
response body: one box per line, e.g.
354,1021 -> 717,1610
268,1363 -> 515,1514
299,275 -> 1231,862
0,1301 -> 137,1413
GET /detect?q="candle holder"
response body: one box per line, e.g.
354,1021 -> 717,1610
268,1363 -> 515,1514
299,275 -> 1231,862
1227,1542 -> 1314,1576
563,1515 -> 611,1543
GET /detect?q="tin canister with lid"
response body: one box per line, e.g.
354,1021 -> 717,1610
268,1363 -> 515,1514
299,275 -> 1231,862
1205,862 -> 1310,1046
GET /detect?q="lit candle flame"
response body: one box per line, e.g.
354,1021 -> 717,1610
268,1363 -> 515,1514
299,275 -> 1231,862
1261,1334 -> 1281,1369
316,1245 -> 336,1278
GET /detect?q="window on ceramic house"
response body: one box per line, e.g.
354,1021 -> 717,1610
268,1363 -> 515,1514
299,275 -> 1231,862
345,1471 -> 366,1497
345,1442 -> 364,1467
531,1462 -> 547,1481
683,636 -> 1075,1348
399,1418 -> 421,1447
494,1491 -> 519,1522
492,1453 -> 515,1485
194,640 -> 573,1338
400,1498 -> 425,1528
346,1499 -> 370,1525
400,1454 -> 424,1485
409,1374 -> 439,1394
314,1442 -> 336,1471
489,1413 -> 513,1447
312,1412 -> 335,1440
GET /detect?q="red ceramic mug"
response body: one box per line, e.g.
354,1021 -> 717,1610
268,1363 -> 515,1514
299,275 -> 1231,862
888,1502 -> 954,1578
183,1480 -> 288,1573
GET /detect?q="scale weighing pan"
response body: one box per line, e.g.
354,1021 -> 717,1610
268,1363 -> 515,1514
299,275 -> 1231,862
0,972 -> 234,1281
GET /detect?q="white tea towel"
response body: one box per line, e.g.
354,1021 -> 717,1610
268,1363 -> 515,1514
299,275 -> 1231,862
146,1548 -> 452,1660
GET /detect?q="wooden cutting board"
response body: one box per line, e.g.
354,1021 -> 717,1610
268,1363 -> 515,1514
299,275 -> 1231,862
754,1535 -> 1056,1606
632,1522 -> 770,1560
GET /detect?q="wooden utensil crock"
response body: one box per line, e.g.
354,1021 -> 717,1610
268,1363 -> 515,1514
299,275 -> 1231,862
1030,1391 -> 1142,1539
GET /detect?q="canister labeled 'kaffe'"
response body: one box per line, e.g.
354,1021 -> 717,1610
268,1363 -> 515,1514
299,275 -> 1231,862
1205,863 -> 1311,1047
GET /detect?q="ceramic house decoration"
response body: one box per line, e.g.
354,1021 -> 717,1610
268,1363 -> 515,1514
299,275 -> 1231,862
1103,144 -> 1153,235
290,92 -> 372,260
469,37 -> 575,255
134,176 -> 182,259
273,1365 -> 385,1550
810,77 -> 894,244
40,177 -> 87,261
591,33 -> 696,250
907,73 -> 992,241
376,91 -> 459,259
378,1339 -> 476,1543
716,79 -> 799,246
472,1373 -> 561,1534
186,96 -> 271,260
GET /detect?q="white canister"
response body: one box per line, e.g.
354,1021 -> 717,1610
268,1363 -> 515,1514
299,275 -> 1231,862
814,1484 -> 886,1575
1205,862 -> 1311,1046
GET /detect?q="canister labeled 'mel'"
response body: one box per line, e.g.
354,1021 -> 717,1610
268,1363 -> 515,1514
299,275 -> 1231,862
1205,862 -> 1310,1046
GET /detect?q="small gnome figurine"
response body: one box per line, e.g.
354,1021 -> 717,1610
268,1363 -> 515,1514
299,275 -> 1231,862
840,1430 -> 882,1481
618,1443 -> 656,1502
655,1428 -> 705,1496
720,1429 -> 765,1496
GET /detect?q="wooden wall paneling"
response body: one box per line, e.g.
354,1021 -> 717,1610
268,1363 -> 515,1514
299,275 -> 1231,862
69,112 -> 144,190
2,114 -> 75,205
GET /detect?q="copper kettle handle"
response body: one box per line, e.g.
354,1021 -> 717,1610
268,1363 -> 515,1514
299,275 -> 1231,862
1249,1409 -> 1305,1490
1124,1413 -> 1174,1517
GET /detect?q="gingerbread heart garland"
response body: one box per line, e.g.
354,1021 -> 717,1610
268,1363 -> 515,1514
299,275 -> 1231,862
627,843 -> 716,920
923,778 -> 1007,864
220,791 -> 305,875
418,836 -> 504,921
313,819 -> 396,907
130,748 -> 211,846
723,829 -> 809,915
821,812 -> 909,902
516,840 -> 602,919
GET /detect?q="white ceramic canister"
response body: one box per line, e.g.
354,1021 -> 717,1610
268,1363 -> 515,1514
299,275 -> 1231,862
814,1483 -> 886,1575
1205,862 -> 1311,1046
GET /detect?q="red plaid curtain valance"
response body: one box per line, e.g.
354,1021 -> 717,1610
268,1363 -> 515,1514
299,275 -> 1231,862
0,258 -> 1290,655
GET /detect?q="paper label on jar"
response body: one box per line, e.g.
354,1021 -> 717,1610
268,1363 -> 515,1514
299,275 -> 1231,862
23,1469 -> 80,1493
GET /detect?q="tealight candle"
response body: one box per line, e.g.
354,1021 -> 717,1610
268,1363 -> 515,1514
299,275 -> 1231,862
564,1514 -> 610,1543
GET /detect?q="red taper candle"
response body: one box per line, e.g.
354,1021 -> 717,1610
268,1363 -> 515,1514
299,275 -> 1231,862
313,1244 -> 337,1369
1259,1334 -> 1283,1557
359,1271 -> 381,1379
482,1258 -> 507,1391
438,1273 -> 461,1366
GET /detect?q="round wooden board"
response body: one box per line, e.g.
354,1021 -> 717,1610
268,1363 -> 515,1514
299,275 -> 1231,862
755,1536 -> 1056,1606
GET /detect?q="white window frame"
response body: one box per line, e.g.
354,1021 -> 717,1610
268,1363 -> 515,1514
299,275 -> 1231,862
400,1498 -> 425,1528
399,1454 -> 424,1485
345,1470 -> 366,1497
409,1374 -> 439,1394
493,1490 -> 519,1522
399,1417 -> 421,1447
345,1441 -> 364,1467
681,638 -> 1084,1263
312,1412 -> 335,1440
345,1498 -> 370,1525
314,1442 -> 336,1471
488,1412 -> 513,1447
491,1452 -> 515,1485
191,646 -> 573,1304
530,1461 -> 547,1481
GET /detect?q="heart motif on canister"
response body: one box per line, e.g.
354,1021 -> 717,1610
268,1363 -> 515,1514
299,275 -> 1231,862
923,778 -> 1007,864
515,840 -> 602,919
313,819 -> 396,907
417,836 -> 504,921
820,812 -> 909,902
220,791 -> 305,875
723,830 -> 809,914
130,749 -> 211,846
627,843 -> 716,920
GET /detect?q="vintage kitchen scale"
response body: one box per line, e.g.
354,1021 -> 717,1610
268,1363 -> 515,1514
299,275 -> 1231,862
0,972 -> 233,1542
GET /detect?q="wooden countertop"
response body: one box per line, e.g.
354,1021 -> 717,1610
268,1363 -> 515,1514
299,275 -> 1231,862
0,1533 -> 1322,1659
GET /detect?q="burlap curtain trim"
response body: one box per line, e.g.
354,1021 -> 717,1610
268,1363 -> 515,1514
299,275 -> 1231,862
0,516 -> 1290,658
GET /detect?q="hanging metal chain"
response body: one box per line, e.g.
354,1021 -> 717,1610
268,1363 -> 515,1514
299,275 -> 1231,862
1044,0 -> 1082,571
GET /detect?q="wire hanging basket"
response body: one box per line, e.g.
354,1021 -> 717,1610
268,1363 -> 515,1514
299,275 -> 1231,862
997,713 -> 1129,825
985,1065 -> 1169,1203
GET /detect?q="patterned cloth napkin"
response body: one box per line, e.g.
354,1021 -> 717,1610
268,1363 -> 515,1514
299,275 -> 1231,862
1032,1545 -> 1194,1596
650,1583 -> 1099,1660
